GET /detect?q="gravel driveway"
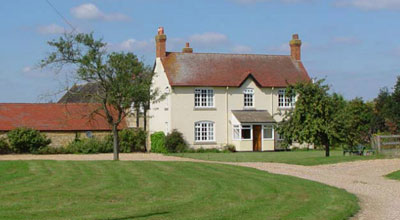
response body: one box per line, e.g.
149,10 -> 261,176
1,153 -> 400,220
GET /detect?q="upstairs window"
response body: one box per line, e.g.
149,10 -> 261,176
244,88 -> 254,108
195,88 -> 214,108
195,121 -> 215,142
278,89 -> 295,108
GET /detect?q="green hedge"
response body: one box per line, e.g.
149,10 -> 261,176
150,132 -> 167,153
0,137 -> 11,154
165,130 -> 188,153
7,127 -> 51,153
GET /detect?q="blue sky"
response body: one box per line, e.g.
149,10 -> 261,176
1,0 -> 400,102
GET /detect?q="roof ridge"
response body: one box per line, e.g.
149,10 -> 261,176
167,51 -> 291,57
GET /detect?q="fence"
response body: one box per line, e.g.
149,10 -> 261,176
371,135 -> 400,155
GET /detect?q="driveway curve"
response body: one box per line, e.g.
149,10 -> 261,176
1,153 -> 399,219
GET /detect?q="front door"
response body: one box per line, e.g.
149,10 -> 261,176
253,125 -> 262,151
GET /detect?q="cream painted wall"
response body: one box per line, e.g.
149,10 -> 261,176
149,58 -> 171,135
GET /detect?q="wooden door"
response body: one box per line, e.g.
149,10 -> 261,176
253,125 -> 262,151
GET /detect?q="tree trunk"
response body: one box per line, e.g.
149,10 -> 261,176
143,108 -> 148,152
325,143 -> 330,157
136,107 -> 140,128
112,124 -> 119,161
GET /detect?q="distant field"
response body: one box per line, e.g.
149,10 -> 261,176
386,170 -> 400,181
171,150 -> 386,166
0,161 -> 358,220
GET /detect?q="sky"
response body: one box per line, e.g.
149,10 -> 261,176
1,0 -> 400,102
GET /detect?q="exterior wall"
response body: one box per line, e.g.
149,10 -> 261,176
149,58 -> 171,135
45,131 -> 110,147
150,62 -> 301,151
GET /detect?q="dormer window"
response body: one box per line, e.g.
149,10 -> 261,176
194,88 -> 214,108
244,88 -> 254,108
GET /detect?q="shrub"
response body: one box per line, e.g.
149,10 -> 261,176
165,130 -> 188,153
223,144 -> 236,152
106,128 -> 147,153
7,127 -> 51,153
0,137 -> 11,154
150,132 -> 167,153
65,138 -> 112,154
37,146 -> 68,154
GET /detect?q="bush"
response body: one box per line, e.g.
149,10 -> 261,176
65,138 -> 112,154
109,128 -> 147,153
165,130 -> 188,153
223,144 -> 236,152
0,137 -> 11,154
7,127 -> 51,153
37,146 -> 68,154
150,132 -> 167,153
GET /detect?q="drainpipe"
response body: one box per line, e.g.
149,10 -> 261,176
271,87 -> 274,116
226,86 -> 229,145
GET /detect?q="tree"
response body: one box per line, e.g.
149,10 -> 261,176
276,79 -> 343,157
41,33 -> 146,160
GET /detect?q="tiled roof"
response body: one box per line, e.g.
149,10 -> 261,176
162,52 -> 310,87
232,110 -> 275,123
58,82 -> 103,103
0,103 -> 127,131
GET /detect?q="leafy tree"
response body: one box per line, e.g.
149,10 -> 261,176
41,33 -> 147,160
276,79 -> 343,157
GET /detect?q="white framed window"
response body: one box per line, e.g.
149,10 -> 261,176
263,125 -> 274,140
244,88 -> 254,108
194,88 -> 214,108
195,121 -> 215,142
232,125 -> 252,140
278,89 -> 295,108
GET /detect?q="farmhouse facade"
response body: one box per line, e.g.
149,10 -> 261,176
149,27 -> 310,151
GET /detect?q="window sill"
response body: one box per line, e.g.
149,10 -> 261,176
278,107 -> 294,110
194,141 -> 217,145
194,107 -> 217,111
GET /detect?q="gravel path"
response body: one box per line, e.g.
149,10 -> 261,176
1,153 -> 400,220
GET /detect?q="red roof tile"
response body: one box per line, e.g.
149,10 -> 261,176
162,52 -> 310,87
0,103 -> 127,131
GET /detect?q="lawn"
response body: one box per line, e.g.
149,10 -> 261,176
0,161 -> 358,220
171,150 -> 385,166
386,170 -> 400,181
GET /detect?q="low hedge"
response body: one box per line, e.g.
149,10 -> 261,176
7,127 -> 51,153
150,132 -> 167,153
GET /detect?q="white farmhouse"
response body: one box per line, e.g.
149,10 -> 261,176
149,27 -> 310,151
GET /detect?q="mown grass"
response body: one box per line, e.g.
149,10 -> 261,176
171,150 -> 386,166
386,170 -> 400,180
0,160 -> 358,220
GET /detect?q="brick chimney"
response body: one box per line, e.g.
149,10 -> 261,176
290,34 -> 302,61
182,42 -> 193,53
155,27 -> 167,58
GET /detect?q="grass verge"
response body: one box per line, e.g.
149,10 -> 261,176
0,160 -> 358,220
386,170 -> 400,180
171,150 -> 386,166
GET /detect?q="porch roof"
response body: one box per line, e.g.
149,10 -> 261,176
232,110 -> 275,123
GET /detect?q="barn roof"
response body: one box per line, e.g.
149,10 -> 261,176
0,103 -> 126,131
161,52 -> 310,87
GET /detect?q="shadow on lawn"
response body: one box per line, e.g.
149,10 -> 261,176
99,211 -> 169,220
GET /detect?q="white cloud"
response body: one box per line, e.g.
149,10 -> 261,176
108,39 -> 154,53
36,24 -> 66,35
233,0 -> 312,4
189,32 -> 229,46
332,36 -> 361,44
22,66 -> 33,73
232,45 -> 252,53
71,3 -> 130,21
335,0 -> 400,10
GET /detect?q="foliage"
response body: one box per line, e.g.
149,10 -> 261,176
7,128 -> 51,153
165,130 -> 188,153
64,138 -> 112,154
41,33 -> 162,160
276,79 -> 342,157
372,76 -> 400,133
0,137 -> 11,154
223,144 -> 236,152
150,131 -> 167,153
106,128 -> 147,153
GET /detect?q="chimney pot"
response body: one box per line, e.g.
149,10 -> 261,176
182,42 -> 193,53
290,33 -> 302,61
155,27 -> 167,58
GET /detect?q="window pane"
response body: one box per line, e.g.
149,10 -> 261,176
241,128 -> 251,139
263,127 -> 273,139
